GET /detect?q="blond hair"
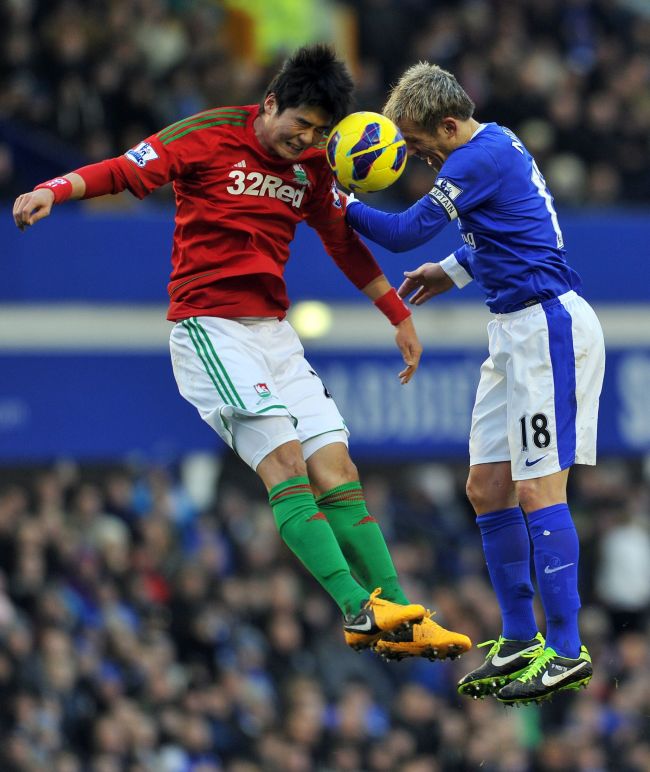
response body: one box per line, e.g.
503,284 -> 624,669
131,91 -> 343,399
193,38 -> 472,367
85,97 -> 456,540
383,63 -> 475,132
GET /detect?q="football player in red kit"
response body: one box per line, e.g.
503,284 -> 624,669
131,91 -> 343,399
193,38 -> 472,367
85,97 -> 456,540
13,44 -> 470,660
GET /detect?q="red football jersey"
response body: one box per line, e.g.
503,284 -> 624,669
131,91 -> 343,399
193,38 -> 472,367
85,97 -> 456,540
99,105 -> 383,320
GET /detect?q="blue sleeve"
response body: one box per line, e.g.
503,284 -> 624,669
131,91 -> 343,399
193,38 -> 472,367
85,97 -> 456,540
345,195 -> 450,253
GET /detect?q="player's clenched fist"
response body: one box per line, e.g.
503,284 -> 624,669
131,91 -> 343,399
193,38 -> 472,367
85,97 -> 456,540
13,188 -> 56,231
13,174 -> 81,231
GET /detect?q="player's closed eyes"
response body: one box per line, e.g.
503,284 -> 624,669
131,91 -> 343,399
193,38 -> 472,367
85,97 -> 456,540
296,120 -> 329,137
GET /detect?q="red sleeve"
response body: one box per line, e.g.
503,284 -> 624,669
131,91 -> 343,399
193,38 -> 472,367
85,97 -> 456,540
306,176 -> 383,290
75,130 -> 204,200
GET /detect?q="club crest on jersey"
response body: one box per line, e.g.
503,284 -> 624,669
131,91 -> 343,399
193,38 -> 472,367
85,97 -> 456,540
125,141 -> 159,168
292,164 -> 309,186
436,177 -> 463,200
254,383 -> 272,398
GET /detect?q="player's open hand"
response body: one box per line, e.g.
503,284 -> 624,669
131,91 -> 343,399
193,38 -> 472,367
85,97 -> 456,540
398,262 -> 454,305
394,315 -> 422,384
13,189 -> 56,231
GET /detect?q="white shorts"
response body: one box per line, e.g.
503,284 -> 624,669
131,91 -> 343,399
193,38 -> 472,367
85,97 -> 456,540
169,316 -> 348,470
469,291 -> 605,480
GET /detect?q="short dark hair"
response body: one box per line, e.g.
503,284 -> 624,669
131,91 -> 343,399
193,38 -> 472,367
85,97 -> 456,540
263,44 -> 354,125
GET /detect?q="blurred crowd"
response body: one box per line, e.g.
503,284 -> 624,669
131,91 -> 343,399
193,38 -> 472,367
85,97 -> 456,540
1,2 -> 650,770
0,454 -> 648,771
1,0 -> 650,204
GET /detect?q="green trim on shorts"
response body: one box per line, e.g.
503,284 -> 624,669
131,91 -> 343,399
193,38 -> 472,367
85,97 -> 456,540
256,404 -> 288,414
181,319 -> 243,408
190,318 -> 246,409
255,405 -> 299,428
182,320 -> 231,405
219,410 -> 234,440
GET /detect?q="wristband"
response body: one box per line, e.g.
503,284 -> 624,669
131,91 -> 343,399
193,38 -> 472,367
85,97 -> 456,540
34,177 -> 73,204
374,288 -> 411,326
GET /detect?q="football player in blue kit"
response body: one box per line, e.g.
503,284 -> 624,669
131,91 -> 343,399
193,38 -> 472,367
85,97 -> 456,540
345,62 -> 605,704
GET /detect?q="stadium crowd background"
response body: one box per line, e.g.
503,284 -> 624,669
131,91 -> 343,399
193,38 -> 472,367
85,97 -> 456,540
1,0 -> 650,205
1,1 -> 650,770
1,456 -> 649,771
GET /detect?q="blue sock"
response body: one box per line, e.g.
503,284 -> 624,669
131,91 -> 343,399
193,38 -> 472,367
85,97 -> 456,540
477,507 -> 537,641
528,503 -> 581,658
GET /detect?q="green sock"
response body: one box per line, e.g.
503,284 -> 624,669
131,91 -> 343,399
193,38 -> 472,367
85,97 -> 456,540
268,476 -> 368,615
316,482 -> 410,605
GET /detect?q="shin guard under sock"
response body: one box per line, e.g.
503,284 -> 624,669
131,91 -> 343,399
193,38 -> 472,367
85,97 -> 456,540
269,476 -> 367,614
477,507 -> 537,641
528,503 -> 581,657
316,482 -> 410,605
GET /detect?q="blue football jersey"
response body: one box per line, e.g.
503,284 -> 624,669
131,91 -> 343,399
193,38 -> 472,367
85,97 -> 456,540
346,123 -> 583,313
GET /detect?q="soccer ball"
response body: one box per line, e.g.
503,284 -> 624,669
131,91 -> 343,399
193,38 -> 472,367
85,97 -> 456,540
326,111 -> 407,193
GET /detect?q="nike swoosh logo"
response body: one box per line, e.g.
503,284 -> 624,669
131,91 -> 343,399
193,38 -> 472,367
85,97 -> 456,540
492,644 -> 542,667
541,661 -> 588,687
544,562 -> 575,574
345,618 -> 372,632
525,455 -> 548,467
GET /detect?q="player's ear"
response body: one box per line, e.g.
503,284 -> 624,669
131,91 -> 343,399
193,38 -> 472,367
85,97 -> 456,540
264,93 -> 278,116
441,118 -> 456,136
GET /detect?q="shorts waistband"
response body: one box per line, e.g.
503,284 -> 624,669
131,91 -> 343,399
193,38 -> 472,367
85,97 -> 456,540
495,290 -> 577,320
232,316 -> 279,325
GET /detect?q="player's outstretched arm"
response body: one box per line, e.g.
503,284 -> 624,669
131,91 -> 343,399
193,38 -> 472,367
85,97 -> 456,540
398,262 -> 455,306
13,173 -> 86,231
